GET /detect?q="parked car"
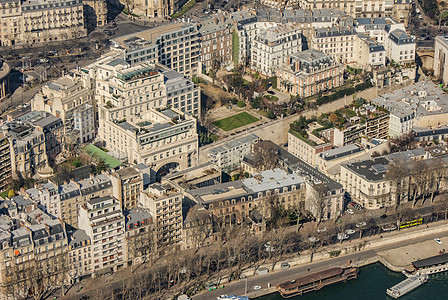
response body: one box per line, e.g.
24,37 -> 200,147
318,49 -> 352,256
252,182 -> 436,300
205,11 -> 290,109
356,221 -> 366,228
345,229 -> 356,235
435,238 -> 443,245
317,226 -> 327,233
337,233 -> 349,240
281,262 -> 290,270
346,208 -> 354,214
380,214 -> 387,219
253,286 -> 262,290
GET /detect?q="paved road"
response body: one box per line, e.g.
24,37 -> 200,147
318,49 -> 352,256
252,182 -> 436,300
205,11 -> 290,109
192,228 -> 448,299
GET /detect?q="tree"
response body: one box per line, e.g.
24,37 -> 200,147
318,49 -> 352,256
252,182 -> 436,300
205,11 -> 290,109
386,159 -> 408,207
388,133 -> 416,153
308,185 -> 327,226
442,194 -> 448,220
253,142 -> 279,171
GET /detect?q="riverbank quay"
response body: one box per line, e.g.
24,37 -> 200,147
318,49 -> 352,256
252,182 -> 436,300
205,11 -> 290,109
193,221 -> 448,300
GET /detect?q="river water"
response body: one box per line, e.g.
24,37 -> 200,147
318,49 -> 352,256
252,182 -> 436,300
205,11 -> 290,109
255,263 -> 448,300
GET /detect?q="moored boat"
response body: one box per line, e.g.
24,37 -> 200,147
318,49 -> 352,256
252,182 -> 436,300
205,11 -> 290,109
278,267 -> 358,298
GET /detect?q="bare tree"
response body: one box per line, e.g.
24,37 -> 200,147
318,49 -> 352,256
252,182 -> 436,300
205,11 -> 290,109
308,186 -> 327,226
253,142 -> 279,171
441,194 -> 448,221
386,158 -> 409,207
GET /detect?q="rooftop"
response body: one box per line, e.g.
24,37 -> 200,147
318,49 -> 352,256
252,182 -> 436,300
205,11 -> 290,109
241,168 -> 304,193
209,134 -> 259,155
319,144 -> 363,161
343,157 -> 390,181
370,81 -> 448,119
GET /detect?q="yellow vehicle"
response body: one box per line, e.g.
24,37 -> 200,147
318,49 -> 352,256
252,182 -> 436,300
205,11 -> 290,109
399,218 -> 423,229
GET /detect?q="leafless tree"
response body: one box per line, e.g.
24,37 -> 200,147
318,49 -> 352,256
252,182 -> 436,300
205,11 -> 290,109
386,158 -> 409,207
308,186 -> 327,226
253,142 -> 279,171
441,194 -> 448,221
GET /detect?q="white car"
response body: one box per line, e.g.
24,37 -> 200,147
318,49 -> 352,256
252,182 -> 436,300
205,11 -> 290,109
308,236 -> 320,243
253,286 -> 262,290
346,208 -> 354,214
435,238 -> 443,245
345,229 -> 356,235
337,233 -> 349,240
356,221 -> 366,228
317,227 -> 327,233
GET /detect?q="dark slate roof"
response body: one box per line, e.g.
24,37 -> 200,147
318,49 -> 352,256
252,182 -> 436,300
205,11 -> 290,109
413,253 -> 448,269
343,157 -> 389,181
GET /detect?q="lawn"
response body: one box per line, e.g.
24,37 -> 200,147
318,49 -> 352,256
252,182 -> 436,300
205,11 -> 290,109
213,112 -> 259,131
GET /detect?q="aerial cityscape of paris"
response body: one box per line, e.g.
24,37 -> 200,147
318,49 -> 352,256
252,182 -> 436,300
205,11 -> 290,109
1,0 -> 448,299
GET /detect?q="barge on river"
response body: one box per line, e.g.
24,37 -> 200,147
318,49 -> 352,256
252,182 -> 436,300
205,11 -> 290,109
278,267 -> 358,298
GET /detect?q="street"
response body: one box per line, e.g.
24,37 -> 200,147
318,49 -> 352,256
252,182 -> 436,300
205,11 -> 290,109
192,228 -> 448,300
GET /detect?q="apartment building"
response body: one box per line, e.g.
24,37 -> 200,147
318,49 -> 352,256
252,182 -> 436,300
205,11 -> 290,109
297,0 -> 410,21
186,168 -> 307,234
67,229 -> 93,280
92,59 -> 200,118
370,81 -> 448,138
132,0 -> 170,19
0,0 -> 86,47
197,13 -> 233,72
24,181 -> 61,219
0,198 -> 68,298
355,34 -> 386,70
124,207 -> 153,266
208,134 -> 260,172
83,0 -> 107,28
140,182 -> 182,248
0,133 -> 11,192
288,130 -> 332,166
251,24 -> 302,76
277,49 -> 344,97
384,27 -> 415,65
434,36 -> 448,84
332,112 -> 390,147
16,110 -> 64,163
78,196 -> 126,275
315,144 -> 364,174
74,104 -> 95,144
341,157 -> 393,209
56,174 -> 112,228
110,167 -> 143,210
354,17 -> 402,43
112,22 -> 200,77
3,121 -> 47,178
311,26 -> 357,64
99,107 -> 198,172
32,75 -> 93,146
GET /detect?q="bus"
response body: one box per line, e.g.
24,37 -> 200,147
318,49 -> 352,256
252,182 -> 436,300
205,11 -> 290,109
399,218 -> 423,229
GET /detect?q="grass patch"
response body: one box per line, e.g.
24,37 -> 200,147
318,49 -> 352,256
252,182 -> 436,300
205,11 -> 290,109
171,0 -> 196,19
264,95 -> 279,102
232,30 -> 239,66
214,112 -> 258,131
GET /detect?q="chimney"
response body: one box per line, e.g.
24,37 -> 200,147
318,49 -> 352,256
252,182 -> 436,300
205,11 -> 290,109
214,17 -> 218,24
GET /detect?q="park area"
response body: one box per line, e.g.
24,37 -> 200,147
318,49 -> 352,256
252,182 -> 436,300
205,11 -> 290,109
213,112 -> 259,131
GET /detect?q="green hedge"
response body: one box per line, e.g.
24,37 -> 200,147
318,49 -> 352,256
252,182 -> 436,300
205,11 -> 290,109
316,81 -> 372,106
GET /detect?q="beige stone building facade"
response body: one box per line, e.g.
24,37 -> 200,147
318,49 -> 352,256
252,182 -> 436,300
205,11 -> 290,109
32,75 -> 94,146
277,49 -> 344,97
0,0 -> 86,47
140,182 -> 183,249
111,167 -> 143,210
83,0 -> 107,28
